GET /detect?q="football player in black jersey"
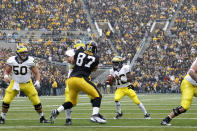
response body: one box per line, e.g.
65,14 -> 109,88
50,41 -> 106,124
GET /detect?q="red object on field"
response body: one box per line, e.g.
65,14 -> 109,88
106,74 -> 114,85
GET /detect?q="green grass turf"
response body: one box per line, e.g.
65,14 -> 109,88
0,94 -> 197,131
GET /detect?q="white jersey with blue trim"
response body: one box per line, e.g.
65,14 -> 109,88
6,56 -> 35,83
110,65 -> 131,88
185,59 -> 197,86
65,49 -> 75,78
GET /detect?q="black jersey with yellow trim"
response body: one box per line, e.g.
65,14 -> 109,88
70,47 -> 99,78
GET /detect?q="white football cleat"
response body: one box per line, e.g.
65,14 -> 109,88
90,114 -> 106,124
50,109 -> 59,124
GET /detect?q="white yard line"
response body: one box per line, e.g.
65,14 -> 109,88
0,125 -> 197,129
6,109 -> 197,114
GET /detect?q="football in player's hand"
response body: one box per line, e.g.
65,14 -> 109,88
106,74 -> 114,85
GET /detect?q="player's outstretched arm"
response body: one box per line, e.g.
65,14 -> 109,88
31,66 -> 41,89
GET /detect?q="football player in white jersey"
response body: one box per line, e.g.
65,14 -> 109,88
161,58 -> 197,126
106,56 -> 151,119
0,46 -> 49,124
65,42 -> 85,125
50,41 -> 85,125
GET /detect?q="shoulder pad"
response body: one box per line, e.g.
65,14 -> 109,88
123,65 -> 130,69
26,56 -> 35,66
66,49 -> 75,57
6,56 -> 16,65
123,65 -> 131,73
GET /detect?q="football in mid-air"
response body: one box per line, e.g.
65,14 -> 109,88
106,74 -> 114,85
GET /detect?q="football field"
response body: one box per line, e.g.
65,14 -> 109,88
0,94 -> 197,131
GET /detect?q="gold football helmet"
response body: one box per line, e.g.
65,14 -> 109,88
112,56 -> 123,70
73,39 -> 85,49
16,46 -> 28,60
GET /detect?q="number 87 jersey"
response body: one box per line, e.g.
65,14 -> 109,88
70,47 -> 99,78
6,56 -> 35,83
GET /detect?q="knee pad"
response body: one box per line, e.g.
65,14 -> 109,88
2,102 -> 10,109
173,106 -> 186,116
62,102 -> 73,110
34,103 -> 42,110
91,97 -> 101,107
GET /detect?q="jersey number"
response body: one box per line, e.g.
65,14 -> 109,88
76,53 -> 95,67
117,74 -> 127,85
13,66 -> 27,75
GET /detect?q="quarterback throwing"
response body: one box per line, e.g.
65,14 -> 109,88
107,56 -> 151,119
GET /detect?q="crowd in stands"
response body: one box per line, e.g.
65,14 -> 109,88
0,0 -> 197,94
0,0 -> 89,31
132,0 -> 197,93
85,0 -> 179,64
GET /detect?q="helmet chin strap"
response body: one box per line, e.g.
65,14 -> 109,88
17,52 -> 28,62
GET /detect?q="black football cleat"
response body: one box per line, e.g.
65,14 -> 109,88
40,116 -> 49,123
161,116 -> 172,126
144,113 -> 151,119
65,118 -> 72,125
114,112 -> 123,119
0,117 -> 5,124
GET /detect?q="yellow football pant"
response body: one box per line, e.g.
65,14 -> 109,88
3,80 -> 40,105
114,87 -> 140,105
66,77 -> 101,106
180,79 -> 197,110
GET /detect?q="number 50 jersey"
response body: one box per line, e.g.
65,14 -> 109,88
70,48 -> 99,78
6,56 -> 35,83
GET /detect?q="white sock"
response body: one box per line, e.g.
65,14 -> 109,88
66,108 -> 72,119
115,101 -> 122,114
92,107 -> 99,115
1,112 -> 6,119
138,103 -> 147,115
57,105 -> 65,113
39,112 -> 44,118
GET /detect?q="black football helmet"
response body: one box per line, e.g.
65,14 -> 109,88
86,41 -> 97,54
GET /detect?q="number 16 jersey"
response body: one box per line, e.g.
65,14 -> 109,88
6,56 -> 35,83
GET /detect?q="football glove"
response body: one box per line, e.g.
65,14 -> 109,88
34,81 -> 41,90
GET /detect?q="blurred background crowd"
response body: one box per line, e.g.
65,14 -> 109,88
0,0 -> 197,96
